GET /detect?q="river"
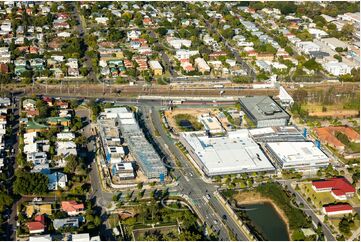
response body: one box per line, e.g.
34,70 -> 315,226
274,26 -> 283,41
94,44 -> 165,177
240,202 -> 290,241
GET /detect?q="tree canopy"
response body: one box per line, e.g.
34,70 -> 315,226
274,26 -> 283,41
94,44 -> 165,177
14,171 -> 48,195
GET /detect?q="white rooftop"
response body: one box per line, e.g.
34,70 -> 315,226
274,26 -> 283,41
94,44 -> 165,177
266,142 -> 329,166
181,129 -> 275,176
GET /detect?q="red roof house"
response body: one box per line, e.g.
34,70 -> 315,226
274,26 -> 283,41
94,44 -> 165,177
42,97 -> 53,106
143,17 -> 152,26
314,126 -> 360,152
55,100 -> 69,109
56,13 -> 70,20
27,215 -> 46,234
322,204 -> 353,216
61,200 -> 84,216
0,63 -> 8,74
25,109 -> 40,118
312,178 -> 356,200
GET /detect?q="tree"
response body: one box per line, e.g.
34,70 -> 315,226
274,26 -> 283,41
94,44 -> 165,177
14,171 -> 48,195
0,192 -> 13,212
137,182 -> 143,190
16,152 -> 26,167
335,47 -> 344,53
36,99 -> 50,118
333,54 -> 342,62
341,24 -> 354,40
303,58 -> 322,71
64,155 -> 79,174
292,229 -> 305,241
338,217 -> 351,235
75,135 -> 87,147
108,214 -> 119,228
156,27 -> 167,36
94,216 -> 102,226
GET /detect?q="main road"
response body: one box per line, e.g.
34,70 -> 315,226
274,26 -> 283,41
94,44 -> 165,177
146,105 -> 249,241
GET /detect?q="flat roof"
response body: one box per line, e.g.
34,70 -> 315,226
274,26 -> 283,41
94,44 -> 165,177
266,142 -> 329,165
240,96 -> 290,121
181,130 -> 275,176
322,37 -> 349,49
198,114 -> 224,132
249,126 -> 305,142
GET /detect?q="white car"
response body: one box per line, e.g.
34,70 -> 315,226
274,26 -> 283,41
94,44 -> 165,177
32,197 -> 42,202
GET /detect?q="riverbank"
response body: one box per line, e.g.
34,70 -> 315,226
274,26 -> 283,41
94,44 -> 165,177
234,191 -> 291,237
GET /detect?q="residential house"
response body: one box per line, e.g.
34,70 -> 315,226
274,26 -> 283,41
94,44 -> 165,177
61,201 -> 84,216
194,58 -> 210,74
26,204 -> 52,218
57,132 -> 75,141
148,60 -> 163,76
322,61 -> 352,76
143,16 -> 152,26
46,117 -> 71,127
47,172 -> 68,190
127,30 -> 141,41
26,120 -> 49,133
180,61 -> 195,73
0,97 -> 10,107
53,217 -> 81,230
308,28 -> 328,39
314,126 -> 360,151
27,215 -> 46,234
55,100 -> 69,109
23,99 -> 36,111
27,152 -> 48,166
0,47 -> 10,64
29,235 -> 51,242
296,41 -> 320,53
95,17 -> 108,25
167,37 -> 192,49
256,53 -> 275,61
56,141 -> 77,158
256,60 -> 271,72
321,37 -> 349,51
175,49 -> 199,60
42,97 -> 53,106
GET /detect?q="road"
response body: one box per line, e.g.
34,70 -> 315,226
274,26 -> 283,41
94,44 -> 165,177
278,180 -> 336,241
202,16 -> 256,80
147,105 -> 249,240
7,92 -> 355,240
6,96 -> 20,241
74,3 -> 98,83
149,30 -> 177,78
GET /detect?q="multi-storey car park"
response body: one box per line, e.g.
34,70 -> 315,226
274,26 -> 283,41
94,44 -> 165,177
98,107 -> 167,180
239,96 -> 291,128
249,126 -> 306,143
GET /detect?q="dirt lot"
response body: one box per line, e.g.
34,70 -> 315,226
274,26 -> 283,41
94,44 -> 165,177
309,110 -> 359,118
164,107 -> 220,133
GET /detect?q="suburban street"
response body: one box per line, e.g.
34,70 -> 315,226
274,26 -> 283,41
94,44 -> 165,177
202,16 -> 256,80
278,180 -> 336,241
